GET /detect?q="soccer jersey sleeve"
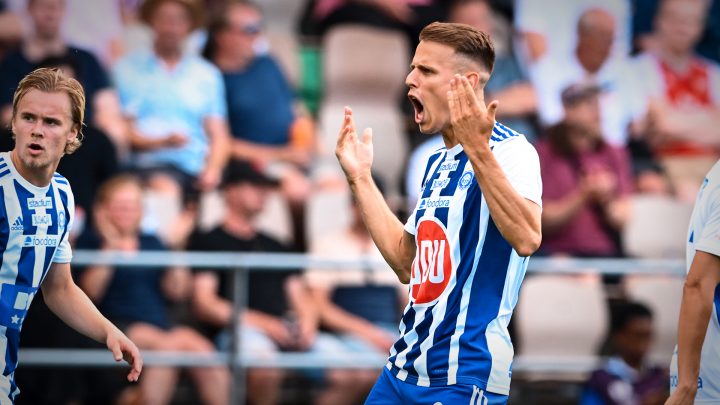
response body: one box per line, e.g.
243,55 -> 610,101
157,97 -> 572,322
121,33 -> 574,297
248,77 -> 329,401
494,137 -> 543,208
52,190 -> 74,263
696,185 -> 720,258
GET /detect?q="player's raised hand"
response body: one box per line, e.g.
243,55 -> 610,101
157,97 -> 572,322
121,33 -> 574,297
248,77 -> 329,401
335,107 -> 374,183
447,74 -> 498,150
106,328 -> 143,382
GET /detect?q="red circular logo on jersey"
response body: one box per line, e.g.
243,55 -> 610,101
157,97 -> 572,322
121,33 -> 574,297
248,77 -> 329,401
411,219 -> 453,304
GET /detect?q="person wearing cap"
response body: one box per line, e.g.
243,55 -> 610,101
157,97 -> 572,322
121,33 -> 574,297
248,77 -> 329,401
189,159 -> 356,405
537,80 -> 633,258
112,0 -> 231,245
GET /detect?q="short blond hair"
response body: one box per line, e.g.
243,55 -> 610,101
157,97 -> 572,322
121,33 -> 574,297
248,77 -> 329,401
419,21 -> 495,73
11,67 -> 85,155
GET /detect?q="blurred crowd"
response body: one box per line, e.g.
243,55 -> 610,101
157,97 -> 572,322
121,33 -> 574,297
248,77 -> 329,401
0,0 -> 717,403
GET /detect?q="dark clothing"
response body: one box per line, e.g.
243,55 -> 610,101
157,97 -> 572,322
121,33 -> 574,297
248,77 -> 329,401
224,55 -> 295,146
581,357 -> 668,405
0,46 -> 110,123
76,232 -> 171,329
0,126 -> 119,226
187,226 -> 298,338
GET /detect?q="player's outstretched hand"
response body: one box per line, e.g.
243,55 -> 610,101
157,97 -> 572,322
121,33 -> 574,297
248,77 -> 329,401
107,329 -> 143,382
447,74 -> 498,150
335,106 -> 374,183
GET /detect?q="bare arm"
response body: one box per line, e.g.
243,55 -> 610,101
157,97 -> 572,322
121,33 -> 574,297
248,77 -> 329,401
666,251 -> 720,405
335,107 -> 416,283
450,75 -> 542,256
78,264 -> 115,303
541,190 -> 587,236
231,138 -> 310,167
199,116 -> 232,191
192,272 -> 233,328
42,262 -> 142,381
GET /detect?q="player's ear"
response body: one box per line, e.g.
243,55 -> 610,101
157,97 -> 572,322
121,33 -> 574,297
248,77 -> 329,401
464,71 -> 488,90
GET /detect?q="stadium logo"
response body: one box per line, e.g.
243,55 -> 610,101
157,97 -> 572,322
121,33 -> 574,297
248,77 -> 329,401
410,218 -> 453,304
438,160 -> 459,172
22,235 -> 58,247
418,197 -> 451,210
458,172 -> 474,190
10,217 -> 23,231
32,214 -> 52,227
27,197 -> 52,210
430,178 -> 450,190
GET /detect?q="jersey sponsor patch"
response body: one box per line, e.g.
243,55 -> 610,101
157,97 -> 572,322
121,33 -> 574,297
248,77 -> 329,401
32,214 -> 52,226
418,197 -> 452,210
410,218 -> 453,304
27,197 -> 52,209
438,160 -> 459,172
430,178 -> 451,190
22,235 -> 59,247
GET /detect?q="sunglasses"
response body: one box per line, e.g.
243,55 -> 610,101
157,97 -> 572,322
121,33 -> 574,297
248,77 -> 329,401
226,22 -> 263,35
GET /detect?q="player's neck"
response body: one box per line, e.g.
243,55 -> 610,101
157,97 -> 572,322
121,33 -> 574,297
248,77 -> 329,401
9,150 -> 54,188
441,130 -> 458,150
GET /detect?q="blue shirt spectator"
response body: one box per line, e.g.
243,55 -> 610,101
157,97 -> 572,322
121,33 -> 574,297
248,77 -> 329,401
113,50 -> 227,176
225,55 -> 295,146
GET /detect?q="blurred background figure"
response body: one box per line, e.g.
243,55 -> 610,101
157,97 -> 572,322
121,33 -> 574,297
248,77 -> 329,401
629,0 -> 720,202
306,177 -> 407,404
113,0 -> 231,247
0,0 -> 21,59
78,175 -> 230,405
538,82 -> 632,259
189,160 -> 354,405
0,0 -> 127,153
203,0 -> 313,252
581,301 -> 668,405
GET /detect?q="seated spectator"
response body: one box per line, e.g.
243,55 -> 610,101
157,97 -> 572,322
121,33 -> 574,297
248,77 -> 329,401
581,301 -> 668,405
0,0 -> 21,58
189,160 -> 354,405
78,175 -> 230,405
630,0 -> 720,201
202,0 -> 312,251
530,6 -> 641,147
0,0 -> 127,154
449,0 -> 539,141
113,0 -> 231,246
306,178 -> 407,404
538,82 -> 632,258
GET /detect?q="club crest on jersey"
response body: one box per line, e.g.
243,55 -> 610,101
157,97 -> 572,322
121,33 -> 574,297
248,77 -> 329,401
458,172 -> 474,190
10,217 -> 23,231
410,218 -> 453,304
27,197 -> 52,210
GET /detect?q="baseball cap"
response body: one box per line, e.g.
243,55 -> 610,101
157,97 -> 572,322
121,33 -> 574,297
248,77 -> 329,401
221,160 -> 279,188
561,81 -> 605,106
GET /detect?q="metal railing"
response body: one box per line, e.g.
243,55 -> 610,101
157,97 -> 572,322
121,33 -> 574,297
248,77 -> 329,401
19,251 -> 686,404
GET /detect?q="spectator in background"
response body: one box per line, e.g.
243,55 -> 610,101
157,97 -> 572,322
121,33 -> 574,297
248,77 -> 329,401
78,175 -> 230,405
0,0 -> 127,153
539,82 -> 632,258
530,6 -> 642,147
113,0 -> 231,246
306,177 -> 407,404
630,0 -> 720,202
514,0 -> 631,66
189,160 -> 354,405
202,0 -> 312,251
581,302 -> 668,405
449,0 -> 539,141
0,0 -> 21,58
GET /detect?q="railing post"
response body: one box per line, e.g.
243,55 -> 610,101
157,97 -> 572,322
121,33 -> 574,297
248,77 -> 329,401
229,265 -> 248,405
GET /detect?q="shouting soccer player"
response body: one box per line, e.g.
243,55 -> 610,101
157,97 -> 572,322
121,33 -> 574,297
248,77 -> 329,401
336,22 -> 542,404
0,68 -> 142,402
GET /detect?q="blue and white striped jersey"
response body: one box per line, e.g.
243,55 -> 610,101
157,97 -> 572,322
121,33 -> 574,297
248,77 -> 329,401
388,122 -> 542,395
0,152 -> 74,401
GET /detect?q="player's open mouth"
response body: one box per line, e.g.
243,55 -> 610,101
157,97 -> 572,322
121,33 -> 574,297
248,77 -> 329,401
409,95 -> 424,123
28,143 -> 43,154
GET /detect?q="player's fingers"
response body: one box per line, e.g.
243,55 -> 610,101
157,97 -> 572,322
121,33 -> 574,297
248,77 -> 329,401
362,127 -> 373,146
128,349 -> 143,382
109,341 -> 123,362
461,76 -> 483,114
450,76 -> 464,117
